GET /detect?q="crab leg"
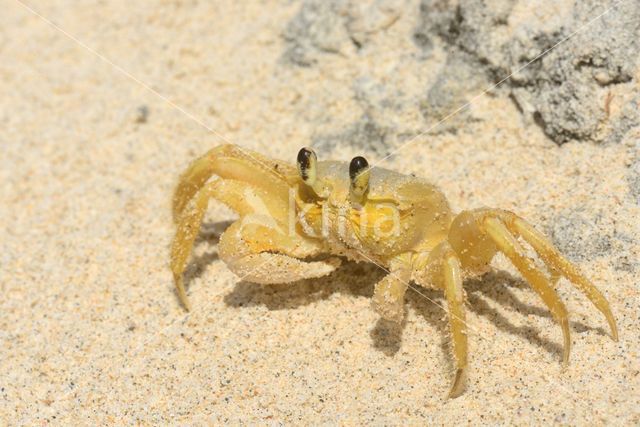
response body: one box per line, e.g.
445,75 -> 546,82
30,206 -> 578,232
442,249 -> 468,398
372,256 -> 412,323
504,214 -> 618,341
171,178 -> 287,310
173,144 -> 295,221
413,244 -> 468,397
482,217 -> 571,365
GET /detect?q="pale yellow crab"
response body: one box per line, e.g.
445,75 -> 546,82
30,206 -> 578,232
170,144 -> 618,397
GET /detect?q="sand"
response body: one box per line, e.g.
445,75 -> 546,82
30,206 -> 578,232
1,1 -> 638,424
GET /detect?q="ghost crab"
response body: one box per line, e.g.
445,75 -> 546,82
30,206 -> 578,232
170,144 -> 618,397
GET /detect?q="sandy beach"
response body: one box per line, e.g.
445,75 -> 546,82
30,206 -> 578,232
1,0 -> 639,424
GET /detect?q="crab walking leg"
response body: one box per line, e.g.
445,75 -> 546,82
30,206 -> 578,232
173,149 -> 222,222
442,250 -> 468,398
171,179 -> 283,310
218,220 -> 341,284
482,217 -> 572,365
372,263 -> 411,323
173,145 -> 295,221
504,215 -> 618,341
371,274 -> 409,323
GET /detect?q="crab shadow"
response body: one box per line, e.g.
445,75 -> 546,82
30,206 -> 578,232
186,222 -> 606,365
176,221 -> 232,301
224,265 -> 607,364
222,263 -> 451,359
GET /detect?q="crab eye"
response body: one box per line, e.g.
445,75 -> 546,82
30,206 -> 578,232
349,155 -> 370,202
297,147 -> 317,186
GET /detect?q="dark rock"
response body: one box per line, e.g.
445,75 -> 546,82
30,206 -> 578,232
416,0 -> 640,144
282,0 -> 351,67
419,51 -> 489,132
312,114 -> 392,156
282,0 -> 406,66
282,0 -> 639,146
548,208 -> 612,262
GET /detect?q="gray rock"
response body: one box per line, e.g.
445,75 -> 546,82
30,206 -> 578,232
312,114 -> 392,156
416,0 -> 640,144
548,208 -> 612,263
419,51 -> 489,132
282,0 -> 405,66
282,0 -> 352,67
282,0 -> 639,146
612,93 -> 640,151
